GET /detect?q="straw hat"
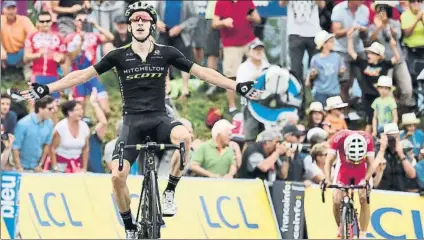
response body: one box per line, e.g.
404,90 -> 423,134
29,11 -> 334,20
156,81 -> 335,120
401,113 -> 421,127
383,123 -> 400,135
374,76 -> 396,90
325,96 -> 348,111
314,30 -> 335,50
309,102 -> 325,114
365,42 -> 385,58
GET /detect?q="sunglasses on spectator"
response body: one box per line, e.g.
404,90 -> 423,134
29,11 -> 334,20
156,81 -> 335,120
129,16 -> 152,23
76,18 -> 86,22
38,20 -> 51,24
319,153 -> 327,157
47,107 -> 54,111
410,0 -> 423,3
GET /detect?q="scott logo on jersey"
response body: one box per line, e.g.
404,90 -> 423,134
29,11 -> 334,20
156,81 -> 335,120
126,73 -> 164,80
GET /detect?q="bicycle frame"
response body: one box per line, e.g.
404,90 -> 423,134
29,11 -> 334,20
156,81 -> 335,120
117,136 -> 185,239
321,184 -> 370,239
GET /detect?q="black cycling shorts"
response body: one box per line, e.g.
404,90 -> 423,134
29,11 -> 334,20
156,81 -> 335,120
112,112 -> 182,164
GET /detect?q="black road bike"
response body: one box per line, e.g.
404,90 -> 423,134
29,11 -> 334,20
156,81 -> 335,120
321,182 -> 370,239
118,136 -> 185,239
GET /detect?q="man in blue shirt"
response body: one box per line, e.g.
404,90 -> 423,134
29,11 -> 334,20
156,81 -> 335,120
12,96 -> 54,172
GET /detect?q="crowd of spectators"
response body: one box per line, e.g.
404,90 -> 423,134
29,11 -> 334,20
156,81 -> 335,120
1,0 -> 423,194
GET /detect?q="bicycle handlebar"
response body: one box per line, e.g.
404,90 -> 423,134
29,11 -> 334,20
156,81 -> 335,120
321,182 -> 370,204
118,141 -> 186,172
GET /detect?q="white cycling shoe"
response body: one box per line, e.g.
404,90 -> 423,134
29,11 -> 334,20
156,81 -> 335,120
162,190 -> 177,217
125,229 -> 137,239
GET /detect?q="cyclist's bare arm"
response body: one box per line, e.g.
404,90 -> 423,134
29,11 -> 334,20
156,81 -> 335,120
47,66 -> 98,93
365,153 -> 378,182
324,152 -> 337,182
190,64 -> 236,91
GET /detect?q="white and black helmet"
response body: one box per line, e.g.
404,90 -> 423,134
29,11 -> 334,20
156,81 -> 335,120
344,133 -> 367,163
125,1 -> 157,24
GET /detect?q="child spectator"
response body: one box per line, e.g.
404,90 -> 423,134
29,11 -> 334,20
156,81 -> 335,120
307,30 -> 345,107
323,96 -> 348,136
307,102 -> 326,130
372,76 -> 398,136
400,112 -> 423,158
347,29 -> 400,133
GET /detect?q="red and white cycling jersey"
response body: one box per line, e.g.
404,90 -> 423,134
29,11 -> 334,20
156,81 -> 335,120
25,31 -> 66,76
65,32 -> 102,69
329,130 -> 375,185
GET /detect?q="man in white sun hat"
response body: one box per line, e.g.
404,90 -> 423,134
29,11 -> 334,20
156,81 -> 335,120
347,27 -> 400,134
308,30 -> 345,108
371,76 -> 398,137
323,96 -> 348,136
400,112 -> 423,157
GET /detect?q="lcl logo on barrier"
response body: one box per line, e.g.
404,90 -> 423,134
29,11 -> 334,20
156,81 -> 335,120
112,194 -> 259,229
29,193 -> 82,227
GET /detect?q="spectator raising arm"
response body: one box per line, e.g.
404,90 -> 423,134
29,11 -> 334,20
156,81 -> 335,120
347,28 -> 358,60
90,88 -> 108,140
91,20 -> 114,42
246,8 -> 261,25
402,11 -> 423,37
395,135 -> 417,179
389,37 -> 400,64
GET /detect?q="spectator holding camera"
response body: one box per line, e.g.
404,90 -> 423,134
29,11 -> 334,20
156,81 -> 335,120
12,96 -> 54,172
51,0 -> 90,35
24,11 -> 66,100
66,10 -> 113,115
1,93 -> 17,134
369,2 -> 415,110
238,129 -> 287,182
190,119 -> 237,178
375,123 -> 417,192
280,124 -> 323,186
400,112 -> 423,158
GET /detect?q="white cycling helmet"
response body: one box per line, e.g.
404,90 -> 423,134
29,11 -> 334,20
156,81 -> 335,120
344,133 -> 367,163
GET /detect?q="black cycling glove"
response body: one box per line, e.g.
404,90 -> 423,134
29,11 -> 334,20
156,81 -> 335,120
236,81 -> 261,100
26,83 -> 50,100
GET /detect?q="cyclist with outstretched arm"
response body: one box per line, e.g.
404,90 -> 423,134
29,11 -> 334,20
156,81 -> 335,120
321,130 -> 379,238
21,2 -> 261,239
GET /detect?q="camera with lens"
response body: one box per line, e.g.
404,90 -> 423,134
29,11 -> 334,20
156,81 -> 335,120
1,132 -> 8,141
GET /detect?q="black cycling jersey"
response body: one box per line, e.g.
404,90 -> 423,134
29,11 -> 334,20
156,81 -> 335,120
93,43 -> 194,114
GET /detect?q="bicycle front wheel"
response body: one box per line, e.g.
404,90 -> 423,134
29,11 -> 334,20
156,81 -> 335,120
148,170 -> 159,239
340,205 -> 349,239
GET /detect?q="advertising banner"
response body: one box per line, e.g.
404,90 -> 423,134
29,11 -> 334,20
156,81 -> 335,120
305,187 -> 424,239
271,181 -> 306,239
0,172 -> 22,239
18,174 -> 280,239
